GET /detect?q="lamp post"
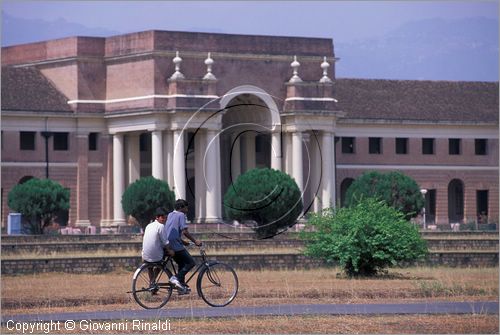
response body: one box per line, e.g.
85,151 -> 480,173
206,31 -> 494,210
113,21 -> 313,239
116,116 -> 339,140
420,189 -> 428,230
41,131 -> 53,178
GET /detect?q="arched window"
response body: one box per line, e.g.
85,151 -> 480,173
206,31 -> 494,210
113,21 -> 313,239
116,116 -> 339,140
18,176 -> 34,184
340,178 -> 355,207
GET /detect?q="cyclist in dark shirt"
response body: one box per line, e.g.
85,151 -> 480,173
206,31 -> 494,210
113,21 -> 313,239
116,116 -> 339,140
164,199 -> 202,293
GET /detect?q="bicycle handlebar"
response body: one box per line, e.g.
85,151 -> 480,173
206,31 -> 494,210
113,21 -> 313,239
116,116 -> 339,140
187,241 -> 206,253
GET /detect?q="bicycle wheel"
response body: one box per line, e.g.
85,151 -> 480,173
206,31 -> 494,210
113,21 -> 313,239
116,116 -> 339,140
197,262 -> 238,307
132,263 -> 173,309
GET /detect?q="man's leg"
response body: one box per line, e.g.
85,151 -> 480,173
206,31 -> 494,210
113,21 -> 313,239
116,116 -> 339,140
173,249 -> 195,284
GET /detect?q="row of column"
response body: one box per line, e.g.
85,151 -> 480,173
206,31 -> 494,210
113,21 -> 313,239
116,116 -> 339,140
110,129 -> 225,226
109,128 -> 335,226
285,130 -> 336,211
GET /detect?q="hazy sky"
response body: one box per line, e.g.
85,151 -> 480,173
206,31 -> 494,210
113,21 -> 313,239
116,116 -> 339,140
2,1 -> 498,42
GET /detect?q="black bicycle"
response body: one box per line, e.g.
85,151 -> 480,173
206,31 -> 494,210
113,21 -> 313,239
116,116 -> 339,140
130,245 -> 238,309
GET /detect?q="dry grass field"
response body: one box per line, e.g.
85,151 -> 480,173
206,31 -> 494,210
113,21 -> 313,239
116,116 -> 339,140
2,267 -> 498,333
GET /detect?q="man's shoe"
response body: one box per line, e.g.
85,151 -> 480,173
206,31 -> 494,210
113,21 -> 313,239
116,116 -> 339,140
177,286 -> 190,295
169,276 -> 184,289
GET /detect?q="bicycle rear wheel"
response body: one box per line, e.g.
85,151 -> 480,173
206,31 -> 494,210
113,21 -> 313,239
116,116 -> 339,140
197,262 -> 238,307
132,263 -> 173,309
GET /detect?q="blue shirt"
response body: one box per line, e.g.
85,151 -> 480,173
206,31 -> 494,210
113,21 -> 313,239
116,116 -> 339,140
165,210 -> 187,251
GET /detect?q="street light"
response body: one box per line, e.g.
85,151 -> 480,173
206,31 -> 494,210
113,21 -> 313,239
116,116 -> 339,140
420,189 -> 428,230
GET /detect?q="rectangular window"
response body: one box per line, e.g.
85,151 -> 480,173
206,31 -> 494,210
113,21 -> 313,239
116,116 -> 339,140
449,138 -> 461,155
477,190 -> 489,221
475,139 -> 487,155
20,131 -> 36,150
341,137 -> 355,154
89,133 -> 98,151
395,138 -> 408,154
422,138 -> 435,155
369,137 -> 382,154
53,132 -> 69,151
139,133 -> 150,152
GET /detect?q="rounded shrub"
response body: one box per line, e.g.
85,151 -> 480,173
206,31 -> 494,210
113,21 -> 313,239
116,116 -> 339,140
8,178 -> 70,234
303,198 -> 427,276
345,171 -> 424,219
224,168 -> 303,238
121,176 -> 175,229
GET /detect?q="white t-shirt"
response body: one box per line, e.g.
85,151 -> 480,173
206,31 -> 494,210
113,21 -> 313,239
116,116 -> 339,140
142,220 -> 169,262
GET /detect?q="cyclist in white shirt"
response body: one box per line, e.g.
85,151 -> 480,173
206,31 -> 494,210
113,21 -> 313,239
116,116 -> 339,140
142,207 -> 174,292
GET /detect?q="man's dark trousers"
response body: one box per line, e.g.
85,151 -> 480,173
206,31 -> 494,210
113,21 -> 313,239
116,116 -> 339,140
173,249 -> 195,284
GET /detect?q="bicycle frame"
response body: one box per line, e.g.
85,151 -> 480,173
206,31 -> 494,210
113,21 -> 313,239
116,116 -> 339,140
164,247 -> 212,287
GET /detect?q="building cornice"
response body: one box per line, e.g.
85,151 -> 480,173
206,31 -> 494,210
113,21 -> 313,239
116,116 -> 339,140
7,50 -> 338,68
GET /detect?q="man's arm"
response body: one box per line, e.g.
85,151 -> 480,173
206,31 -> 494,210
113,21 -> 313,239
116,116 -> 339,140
163,244 -> 175,257
182,228 -> 202,246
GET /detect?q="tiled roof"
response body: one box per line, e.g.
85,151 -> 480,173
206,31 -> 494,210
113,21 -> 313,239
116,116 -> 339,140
1,66 -> 71,112
335,78 -> 499,123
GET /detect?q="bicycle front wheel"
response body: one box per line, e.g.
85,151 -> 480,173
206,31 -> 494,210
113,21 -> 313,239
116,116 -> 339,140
132,263 -> 173,309
197,262 -> 238,307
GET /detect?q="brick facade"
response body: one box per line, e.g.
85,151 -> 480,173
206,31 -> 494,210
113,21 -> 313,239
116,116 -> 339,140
1,30 -> 498,230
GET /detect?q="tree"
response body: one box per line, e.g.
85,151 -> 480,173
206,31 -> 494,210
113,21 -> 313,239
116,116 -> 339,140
121,176 -> 175,229
224,168 -> 303,238
345,171 -> 424,219
303,198 -> 427,276
8,178 -> 70,234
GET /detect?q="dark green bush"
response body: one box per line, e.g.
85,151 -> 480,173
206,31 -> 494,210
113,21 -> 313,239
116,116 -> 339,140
121,176 -> 175,229
8,178 -> 70,234
224,168 -> 303,238
345,171 -> 424,219
303,198 -> 427,276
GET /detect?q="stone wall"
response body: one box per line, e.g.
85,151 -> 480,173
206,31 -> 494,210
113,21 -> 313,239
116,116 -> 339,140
1,251 -> 498,275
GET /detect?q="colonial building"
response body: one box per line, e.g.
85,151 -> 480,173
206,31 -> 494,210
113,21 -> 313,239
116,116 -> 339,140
1,30 -> 498,230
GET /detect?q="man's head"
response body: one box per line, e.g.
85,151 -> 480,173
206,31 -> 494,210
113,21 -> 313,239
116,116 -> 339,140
175,199 -> 189,214
155,207 -> 167,224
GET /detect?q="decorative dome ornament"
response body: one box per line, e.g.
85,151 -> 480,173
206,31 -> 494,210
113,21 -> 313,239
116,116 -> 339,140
170,51 -> 185,80
289,55 -> 302,83
319,56 -> 332,83
203,52 -> 216,80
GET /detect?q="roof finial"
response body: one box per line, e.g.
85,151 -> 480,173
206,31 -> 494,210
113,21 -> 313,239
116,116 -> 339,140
203,52 -> 216,80
319,56 -> 332,83
289,55 -> 302,83
170,51 -> 185,80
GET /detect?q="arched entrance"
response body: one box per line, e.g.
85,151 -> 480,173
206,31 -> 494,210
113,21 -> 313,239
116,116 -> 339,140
219,86 -> 281,215
448,179 -> 464,223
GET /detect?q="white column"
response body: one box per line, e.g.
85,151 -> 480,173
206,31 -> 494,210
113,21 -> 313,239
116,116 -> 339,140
215,132 -> 222,219
195,131 -> 206,221
285,132 -> 293,175
292,131 -> 303,193
112,133 -> 126,225
271,131 -> 282,171
151,130 -> 163,180
322,131 -> 334,209
205,129 -> 221,222
173,129 -> 186,199
127,134 -> 140,184
332,133 -> 337,208
310,132 -> 322,213
163,130 -> 174,188
244,132 -> 256,172
231,133 -> 241,180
